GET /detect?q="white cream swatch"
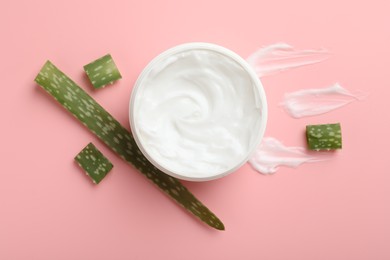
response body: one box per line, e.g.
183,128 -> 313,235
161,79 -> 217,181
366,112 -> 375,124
282,83 -> 367,118
132,48 -> 264,179
248,137 -> 329,175
246,43 -> 329,77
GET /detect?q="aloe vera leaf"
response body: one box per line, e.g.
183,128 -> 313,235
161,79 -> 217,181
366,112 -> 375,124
306,123 -> 342,150
35,61 -> 224,230
75,143 -> 113,184
84,54 -> 122,89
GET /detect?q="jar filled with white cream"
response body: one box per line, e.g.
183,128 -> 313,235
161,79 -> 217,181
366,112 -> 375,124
130,43 -> 267,181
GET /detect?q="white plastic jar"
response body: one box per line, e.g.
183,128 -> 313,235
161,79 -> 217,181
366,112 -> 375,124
129,43 -> 267,181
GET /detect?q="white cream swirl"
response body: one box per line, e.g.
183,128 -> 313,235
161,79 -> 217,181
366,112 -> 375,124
131,47 -> 264,179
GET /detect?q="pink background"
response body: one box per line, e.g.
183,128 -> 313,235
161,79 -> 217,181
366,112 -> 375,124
1,0 -> 389,259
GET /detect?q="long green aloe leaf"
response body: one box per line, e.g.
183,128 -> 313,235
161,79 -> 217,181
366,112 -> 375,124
35,60 -> 224,230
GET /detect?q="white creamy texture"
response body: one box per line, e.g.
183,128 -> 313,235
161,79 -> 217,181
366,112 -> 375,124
246,43 -> 329,77
133,49 -> 262,178
249,137 -> 329,175
282,83 -> 367,118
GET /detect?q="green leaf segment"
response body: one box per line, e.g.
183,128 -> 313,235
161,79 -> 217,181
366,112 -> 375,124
306,123 -> 342,151
75,143 -> 113,184
84,54 -> 122,89
35,61 -> 224,230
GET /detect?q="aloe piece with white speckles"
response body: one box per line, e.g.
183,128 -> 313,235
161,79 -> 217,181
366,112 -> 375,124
35,60 -> 224,230
75,143 -> 113,184
84,54 -> 122,89
306,123 -> 342,151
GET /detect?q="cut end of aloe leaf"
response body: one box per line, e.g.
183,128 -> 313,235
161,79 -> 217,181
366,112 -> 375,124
83,54 -> 122,89
75,143 -> 113,184
306,123 -> 342,151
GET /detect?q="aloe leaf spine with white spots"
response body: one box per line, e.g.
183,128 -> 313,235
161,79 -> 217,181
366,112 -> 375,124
35,60 -> 224,230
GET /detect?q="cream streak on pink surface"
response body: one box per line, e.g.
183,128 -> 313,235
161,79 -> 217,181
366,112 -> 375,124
282,83 -> 367,118
248,137 -> 329,175
246,43 -> 329,77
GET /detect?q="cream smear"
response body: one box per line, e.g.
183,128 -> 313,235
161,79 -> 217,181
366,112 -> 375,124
131,46 -> 265,180
249,137 -> 328,175
246,43 -> 329,77
282,83 -> 367,118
